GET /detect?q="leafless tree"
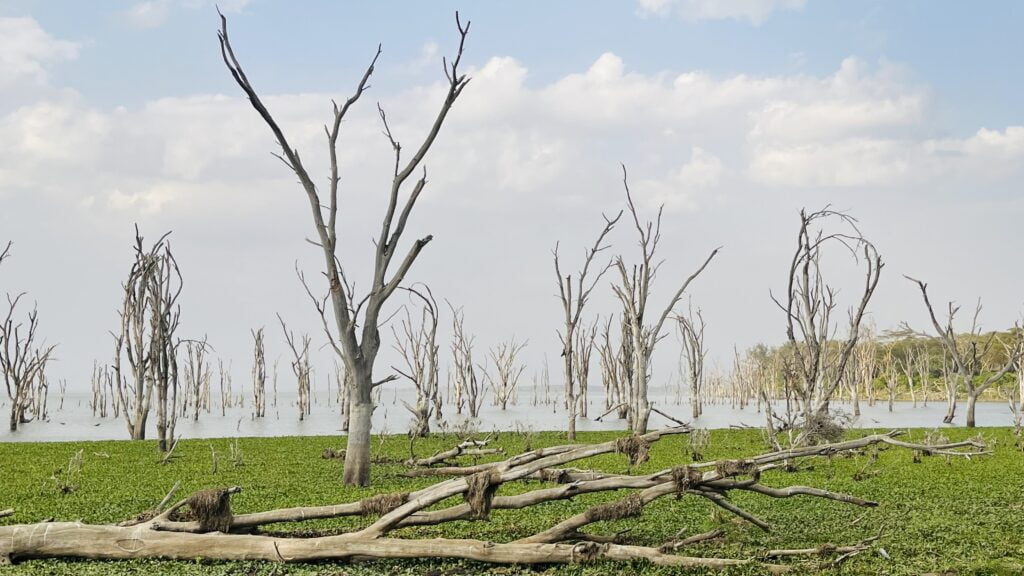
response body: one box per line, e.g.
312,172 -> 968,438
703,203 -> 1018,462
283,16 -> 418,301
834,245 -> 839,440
394,287 -> 440,437
768,208 -> 882,445
572,322 -> 598,418
217,359 -> 233,417
677,302 -> 707,419
219,11 -> 471,486
611,167 -> 719,434
904,278 -> 1021,427
851,327 -> 878,417
111,228 -> 182,450
182,337 -> 212,422
251,328 -> 266,418
449,304 -> 483,418
483,338 -> 527,411
1,294 -> 55,432
882,349 -> 898,413
555,212 -> 620,440
277,315 -> 312,421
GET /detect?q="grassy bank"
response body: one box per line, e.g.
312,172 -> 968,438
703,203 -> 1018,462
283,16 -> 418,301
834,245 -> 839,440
1,427 -> 1022,575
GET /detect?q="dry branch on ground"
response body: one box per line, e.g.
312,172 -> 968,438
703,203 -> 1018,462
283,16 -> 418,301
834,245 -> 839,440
0,426 -> 986,571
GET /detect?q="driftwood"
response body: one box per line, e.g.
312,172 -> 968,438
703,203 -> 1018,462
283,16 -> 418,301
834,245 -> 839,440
406,438 -> 503,467
0,426 -> 986,571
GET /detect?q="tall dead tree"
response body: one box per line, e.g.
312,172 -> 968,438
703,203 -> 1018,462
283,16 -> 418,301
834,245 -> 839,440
0,242 -> 55,431
449,304 -> 483,417
1,294 -> 55,432
768,208 -> 882,445
611,167 -> 719,434
904,279 -> 1021,427
277,315 -> 312,421
220,11 -> 470,486
182,337 -> 212,422
572,322 -> 597,418
251,328 -> 266,418
112,228 -> 182,450
483,338 -> 527,411
394,287 -> 440,437
851,327 -> 878,417
555,212 -> 620,440
677,303 -> 706,419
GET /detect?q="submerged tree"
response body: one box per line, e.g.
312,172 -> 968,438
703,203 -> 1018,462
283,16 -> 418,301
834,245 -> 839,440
111,228 -> 182,450
394,287 -> 440,437
219,11 -> 471,486
0,241 -> 56,432
611,167 -> 719,434
904,279 -> 1021,427
677,302 -> 707,420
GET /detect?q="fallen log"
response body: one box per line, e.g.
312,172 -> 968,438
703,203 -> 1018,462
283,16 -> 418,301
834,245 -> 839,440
0,426 -> 986,571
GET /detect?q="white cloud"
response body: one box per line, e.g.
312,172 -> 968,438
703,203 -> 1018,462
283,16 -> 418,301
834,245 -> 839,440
123,0 -> 170,29
637,0 -> 807,25
0,17 -> 79,89
122,0 -> 251,29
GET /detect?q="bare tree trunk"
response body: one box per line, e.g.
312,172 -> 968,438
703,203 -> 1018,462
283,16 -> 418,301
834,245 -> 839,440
220,11 -> 471,486
251,328 -> 266,418
612,167 -> 719,434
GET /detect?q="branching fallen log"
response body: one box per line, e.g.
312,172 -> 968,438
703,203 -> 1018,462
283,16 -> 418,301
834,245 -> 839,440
0,427 -> 986,571
406,438 -> 503,467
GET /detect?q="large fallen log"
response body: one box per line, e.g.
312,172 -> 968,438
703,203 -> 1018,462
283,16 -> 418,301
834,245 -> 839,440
0,427 -> 986,571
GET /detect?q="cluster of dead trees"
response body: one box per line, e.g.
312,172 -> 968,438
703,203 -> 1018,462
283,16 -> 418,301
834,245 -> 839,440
0,241 -> 56,432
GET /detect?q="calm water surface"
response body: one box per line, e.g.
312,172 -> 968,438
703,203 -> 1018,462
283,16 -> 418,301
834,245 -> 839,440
1,385 -> 1014,443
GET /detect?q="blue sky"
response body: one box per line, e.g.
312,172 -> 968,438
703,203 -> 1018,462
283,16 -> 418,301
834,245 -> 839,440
1,0 -> 1022,399
7,1 -> 1023,131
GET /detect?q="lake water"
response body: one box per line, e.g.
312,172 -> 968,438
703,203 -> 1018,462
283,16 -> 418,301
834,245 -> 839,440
0,384 -> 1015,443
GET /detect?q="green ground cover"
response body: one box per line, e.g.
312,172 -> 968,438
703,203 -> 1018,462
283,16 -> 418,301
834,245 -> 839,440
1,427 -> 1022,575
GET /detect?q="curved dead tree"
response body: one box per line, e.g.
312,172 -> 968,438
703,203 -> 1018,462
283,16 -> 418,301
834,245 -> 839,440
904,278 -> 1021,427
767,208 -> 882,446
219,11 -> 470,486
611,166 -> 719,434
111,227 -> 182,450
0,427 -> 986,571
554,211 -> 621,439
393,287 -> 441,437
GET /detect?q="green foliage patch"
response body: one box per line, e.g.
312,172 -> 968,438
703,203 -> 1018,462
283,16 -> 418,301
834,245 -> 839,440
1,427 -> 1022,575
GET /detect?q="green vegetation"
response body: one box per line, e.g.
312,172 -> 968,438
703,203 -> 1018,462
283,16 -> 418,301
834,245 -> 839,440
2,427 -> 1023,575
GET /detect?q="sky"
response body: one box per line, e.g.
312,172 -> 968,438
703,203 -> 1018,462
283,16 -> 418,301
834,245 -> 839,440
0,0 -> 1022,397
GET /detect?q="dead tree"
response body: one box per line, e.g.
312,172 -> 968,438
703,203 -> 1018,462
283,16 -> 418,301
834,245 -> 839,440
768,208 -> 882,445
0,426 -> 987,571
1,296 -> 55,431
904,278 -> 1021,427
483,338 -> 527,411
219,11 -> 470,486
882,349 -> 898,413
572,322 -> 597,418
597,316 -> 623,414
449,304 -> 483,417
555,212 -> 620,440
217,359 -> 233,417
251,328 -> 266,418
277,315 -> 312,421
394,287 -> 440,437
611,167 -> 719,434
677,302 -> 707,419
182,337 -> 212,422
111,228 -> 182,449
850,325 -> 878,416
